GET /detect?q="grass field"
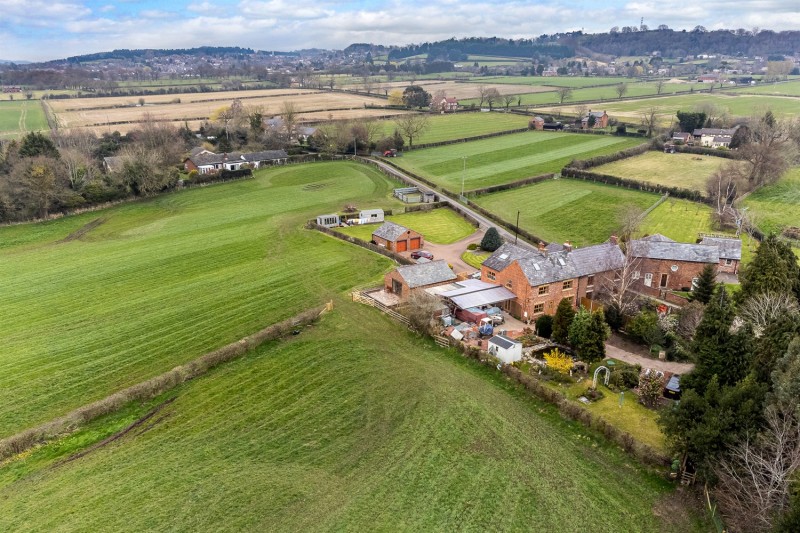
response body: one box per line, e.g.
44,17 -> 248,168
744,167 -> 800,235
394,131 -> 642,191
0,303 -> 705,532
338,208 -> 477,244
0,100 -> 48,139
377,112 -> 530,144
592,151 -> 735,192
734,80 -> 800,96
473,178 -> 659,246
470,76 -> 630,87
0,162 -> 403,438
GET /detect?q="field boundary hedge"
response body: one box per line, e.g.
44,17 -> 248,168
0,306 -> 327,460
566,141 -> 653,169
308,222 -> 416,265
467,173 -> 555,196
407,126 -> 530,150
561,167 -> 710,204
463,197 -> 548,245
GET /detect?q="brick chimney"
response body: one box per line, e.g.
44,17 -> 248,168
564,241 -> 572,252
538,241 -> 546,252
609,234 -> 618,245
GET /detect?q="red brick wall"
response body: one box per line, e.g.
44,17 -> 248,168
632,258 -> 710,296
481,261 -> 580,320
384,269 -> 452,301
371,229 -> 424,252
184,159 -> 198,172
717,258 -> 739,274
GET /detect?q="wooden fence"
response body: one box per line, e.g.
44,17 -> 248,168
351,290 -> 411,328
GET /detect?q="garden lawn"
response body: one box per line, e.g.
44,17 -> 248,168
0,303 -> 701,532
338,208 -> 477,244
461,250 -> 491,268
744,167 -> 800,236
0,162 -> 402,438
592,151 -> 735,192
395,131 -> 642,191
472,178 -> 658,246
378,112 -> 530,145
640,198 -> 755,264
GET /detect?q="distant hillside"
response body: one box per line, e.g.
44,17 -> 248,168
61,46 -> 256,64
386,37 -> 573,61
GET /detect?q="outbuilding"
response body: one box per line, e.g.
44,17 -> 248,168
359,209 -> 384,224
384,260 -> 457,300
372,221 -> 423,252
488,334 -> 522,364
316,214 -> 340,228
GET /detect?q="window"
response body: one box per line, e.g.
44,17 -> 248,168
506,280 -> 513,289
691,277 -> 699,289
487,270 -> 496,281
724,259 -> 733,266
562,280 -> 574,291
632,271 -> 640,280
533,303 -> 545,314
644,273 -> 653,287
587,275 -> 595,287
538,285 -> 549,295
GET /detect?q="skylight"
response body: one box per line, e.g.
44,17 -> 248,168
558,258 -> 566,266
499,253 -> 509,260
533,263 -> 541,271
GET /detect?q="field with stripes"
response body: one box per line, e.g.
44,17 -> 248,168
393,130 -> 642,191
0,100 -> 48,139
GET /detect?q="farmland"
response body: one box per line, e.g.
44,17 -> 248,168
0,303 -> 702,532
471,76 -> 632,87
338,208 -> 476,244
376,112 -> 530,144
393,131 -> 642,190
473,178 -> 659,246
0,162 -> 402,437
744,167 -> 800,236
592,151 -> 735,192
735,80 -> 800,96
0,100 -> 49,139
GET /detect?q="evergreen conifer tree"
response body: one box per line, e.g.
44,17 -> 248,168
739,235 -> 800,303
552,298 -> 575,345
690,264 -> 716,304
480,227 -> 503,252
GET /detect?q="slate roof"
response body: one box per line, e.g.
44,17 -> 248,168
241,150 -> 288,162
489,334 -> 518,350
395,260 -> 456,289
712,136 -> 731,144
641,233 -> 675,243
693,127 -> 737,136
699,237 -> 742,260
483,241 -> 624,286
188,152 -> 242,166
629,239 -> 719,263
373,221 -> 412,242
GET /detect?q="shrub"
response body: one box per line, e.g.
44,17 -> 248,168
627,310 -> 665,348
604,301 -> 624,331
544,348 -> 573,374
535,314 -> 553,339
467,243 -> 478,251
480,227 -> 503,252
552,298 -> 575,345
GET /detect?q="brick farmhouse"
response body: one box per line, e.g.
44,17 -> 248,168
582,110 -> 609,129
699,236 -> 742,274
480,240 -> 624,320
384,260 -> 456,300
372,222 -> 423,252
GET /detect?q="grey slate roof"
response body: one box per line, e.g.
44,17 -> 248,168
373,221 -> 412,242
189,152 -> 242,166
489,334 -> 518,350
630,239 -> 719,263
395,260 -> 456,289
483,241 -> 624,286
241,150 -> 288,162
693,127 -> 737,136
700,237 -> 742,260
641,233 -> 675,243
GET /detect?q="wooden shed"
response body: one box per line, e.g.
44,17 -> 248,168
372,222 -> 423,252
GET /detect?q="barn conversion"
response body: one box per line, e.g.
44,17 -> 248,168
384,260 -> 456,300
183,149 -> 289,174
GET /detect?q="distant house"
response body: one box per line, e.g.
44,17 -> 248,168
698,75 -> 719,83
488,334 -> 523,364
542,67 -> 559,77
480,240 -> 624,320
372,221 -> 423,252
183,150 -> 289,174
628,234 -> 720,295
671,132 -> 693,145
692,128 -> 737,148
581,110 -> 608,129
699,236 -> 742,274
530,116 -> 545,130
439,97 -> 459,112
384,260 -> 456,300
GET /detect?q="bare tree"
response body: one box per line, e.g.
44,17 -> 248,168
361,75 -> 374,94
394,114 -> 429,149
327,76 -> 336,90
400,291 -> 445,334
484,88 -> 501,110
502,93 -> 516,110
714,407 -> 800,533
616,205 -> 645,241
676,301 -> 704,340
280,101 -> 299,140
738,292 -> 799,336
429,89 -> 447,113
476,85 -> 488,108
556,87 -> 573,105
596,245 -> 644,314
640,107 -> 660,137
738,113 -> 796,188
615,83 -> 628,99
706,163 -> 745,222
655,79 -> 665,95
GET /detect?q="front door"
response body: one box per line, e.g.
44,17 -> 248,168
392,279 -> 403,296
660,273 -> 668,288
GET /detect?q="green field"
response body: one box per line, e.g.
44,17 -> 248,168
0,303 -> 703,532
338,208 -> 476,244
593,151 -> 734,192
734,80 -> 800,96
744,167 -> 800,235
0,100 -> 48,139
394,131 -> 642,191
473,178 -> 659,246
594,93 -> 800,120
0,162 -> 402,437
471,76 -> 630,88
379,112 -> 530,145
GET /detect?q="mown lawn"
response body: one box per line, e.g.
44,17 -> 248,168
394,131 -> 642,191
337,208 -> 477,244
377,112 -> 531,145
0,303 -> 703,532
0,162 -> 402,437
0,100 -> 48,139
461,250 -> 491,268
592,151 -> 735,192
472,178 -> 658,246
744,167 -> 800,235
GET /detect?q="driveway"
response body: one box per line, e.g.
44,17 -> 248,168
419,231 -> 484,273
605,334 -> 695,374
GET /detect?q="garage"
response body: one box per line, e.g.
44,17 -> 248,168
371,221 -> 425,254
410,237 -> 421,250
396,240 -> 408,252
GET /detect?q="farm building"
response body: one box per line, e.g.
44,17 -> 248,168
692,127 -> 737,148
183,150 -> 289,174
629,234 -> 719,296
359,209 -> 384,224
372,222 -> 424,252
394,187 -> 436,203
699,236 -> 742,275
316,214 -> 340,228
671,132 -> 693,145
384,260 -> 456,300
530,116 -> 545,130
481,240 -> 624,320
436,279 -> 515,320
488,335 -> 522,364
581,110 -> 609,129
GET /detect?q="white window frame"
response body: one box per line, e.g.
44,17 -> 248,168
644,273 -> 653,287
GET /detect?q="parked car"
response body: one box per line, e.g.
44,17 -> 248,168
481,314 -> 504,326
383,149 -> 398,157
410,250 -> 434,260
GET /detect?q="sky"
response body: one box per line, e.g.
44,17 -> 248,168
2,0 -> 800,62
